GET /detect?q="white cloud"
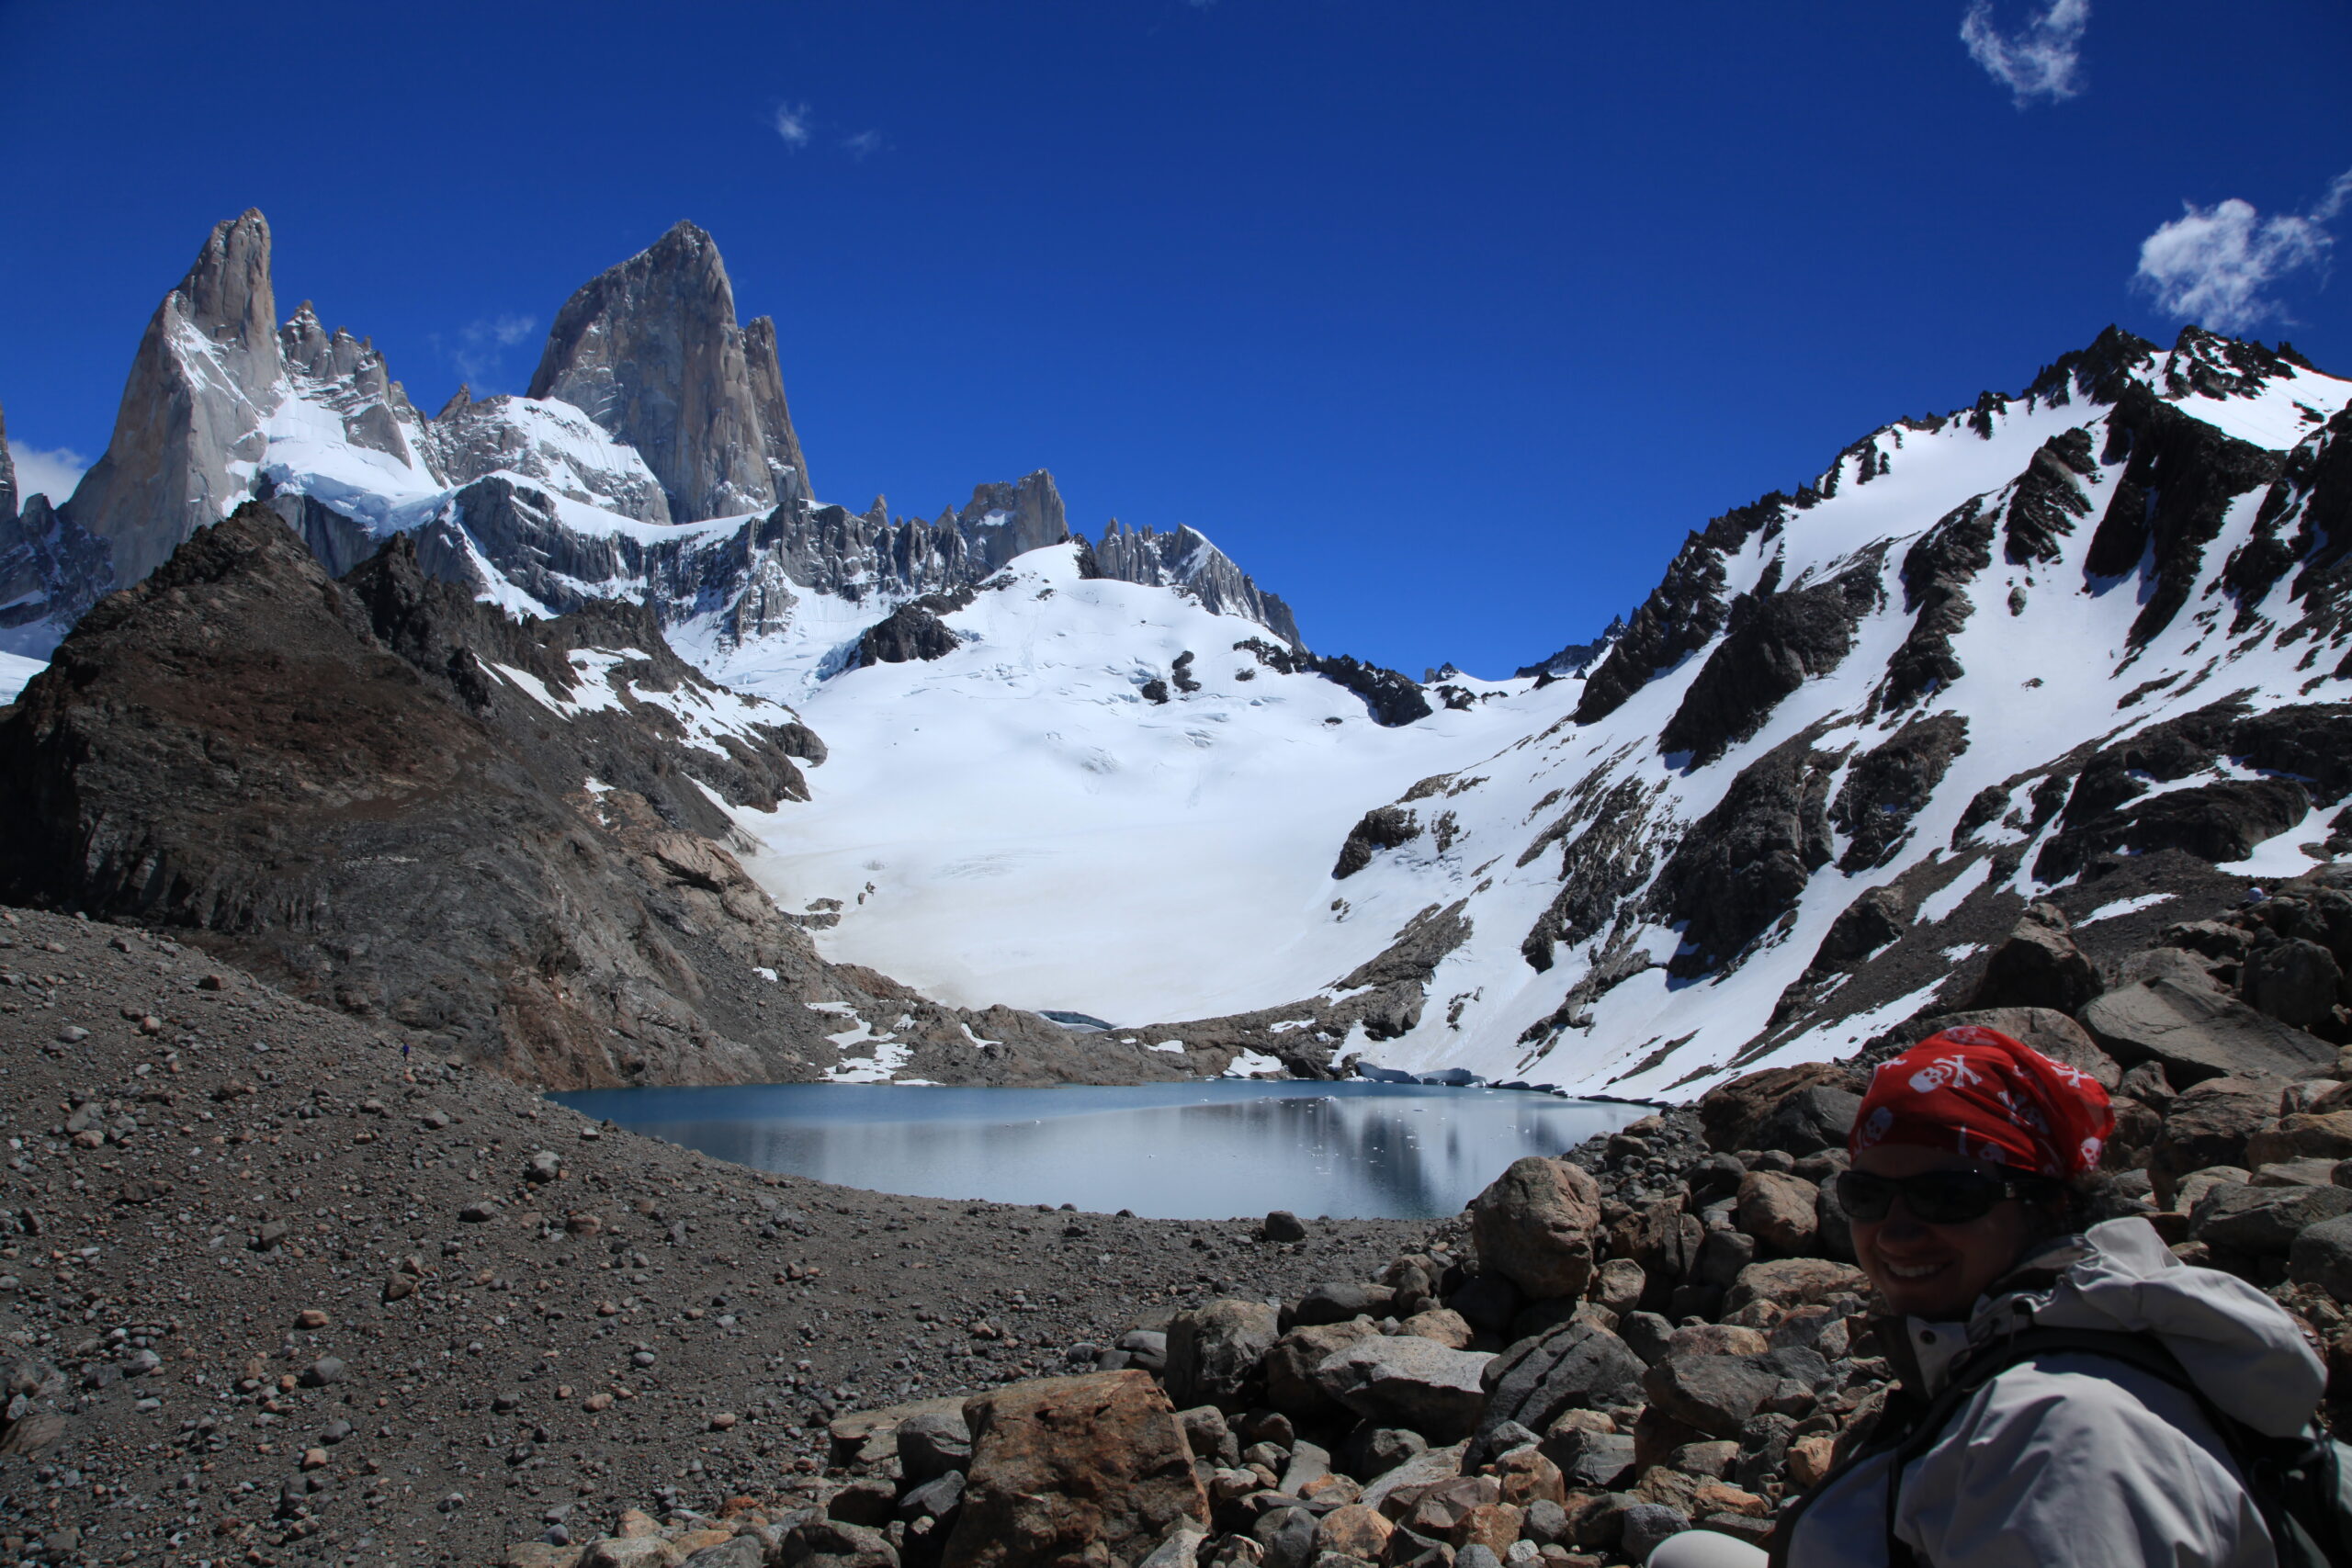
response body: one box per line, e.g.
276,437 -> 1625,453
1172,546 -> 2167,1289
1961,0 -> 2089,107
842,130 -> 885,161
2133,170 -> 2352,333
772,102 -> 813,148
6,440 -> 89,506
431,313 -> 541,389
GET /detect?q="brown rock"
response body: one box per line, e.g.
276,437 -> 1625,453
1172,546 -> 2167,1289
1693,1482 -> 1770,1518
1470,1156 -> 1604,1299
1970,910 -> 2100,1012
1734,1171 -> 1820,1256
1786,1434 -> 1837,1488
2246,1112 -> 2352,1168
1662,1324 -> 1770,1359
1590,1258 -> 1646,1316
943,1371 -> 1207,1568
1452,1501 -> 1525,1553
2152,1078 -> 2280,1202
1722,1258 -> 1867,1313
1313,1505 -> 1393,1560
1912,1006 -> 2120,1089
1396,1309 -> 1474,1349
1494,1447 -> 1567,1507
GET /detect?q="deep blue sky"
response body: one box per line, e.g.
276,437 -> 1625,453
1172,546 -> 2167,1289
3,1 -> 2346,676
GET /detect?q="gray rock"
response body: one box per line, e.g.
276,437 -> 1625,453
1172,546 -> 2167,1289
1474,1322 -> 1645,1458
528,220 -> 809,522
1619,1311 -> 1676,1368
1455,1549 -> 1504,1568
1275,1439 -> 1330,1496
1252,1505 -> 1317,1568
681,1538 -> 766,1568
1618,1503 -> 1690,1564
1641,1349 -> 1826,1440
896,1411 -> 972,1483
1337,1425 -> 1425,1482
1311,1337 -> 1496,1443
2245,940 -> 2345,1030
1289,1282 -> 1396,1328
299,1357 -> 345,1388
1540,1427 -> 1636,1490
1912,1006 -> 2122,1089
2080,978 -> 2335,1086
65,210 -> 282,592
1355,1440 -> 1469,1514
1167,1301 -> 1281,1412
2290,1213 -> 2352,1303
2190,1182 -> 2352,1254
894,1471 -> 964,1523
1177,1405 -> 1239,1468
1092,521 -> 1304,648
1749,1086 -> 1864,1156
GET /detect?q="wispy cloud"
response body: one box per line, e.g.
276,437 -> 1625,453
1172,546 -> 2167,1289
6,440 -> 90,506
772,102 -> 813,148
841,130 -> 886,161
2133,171 -> 2352,333
1961,0 -> 2090,107
430,313 -> 540,390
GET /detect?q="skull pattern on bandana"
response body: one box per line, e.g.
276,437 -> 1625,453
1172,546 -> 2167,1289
1849,1026 -> 2115,1179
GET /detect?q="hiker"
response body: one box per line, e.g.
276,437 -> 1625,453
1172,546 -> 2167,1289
1654,1025 -> 2328,1568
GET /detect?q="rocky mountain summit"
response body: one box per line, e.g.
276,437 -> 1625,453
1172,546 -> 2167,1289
0,210 -> 1305,671
0,505 -> 1232,1090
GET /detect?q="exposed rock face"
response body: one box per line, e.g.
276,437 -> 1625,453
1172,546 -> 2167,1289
1658,555 -> 1884,765
1234,637 -> 1433,728
1515,615 -> 1625,681
61,209 -> 281,592
1648,730 -> 1840,976
1881,498 -> 1991,709
2085,384 -> 2283,647
1827,713 -> 1968,872
0,505 -> 1198,1090
1575,494 -> 1787,727
527,220 -> 809,522
0,495 -> 113,650
1333,807 -> 1421,880
1089,520 -> 1303,647
0,401 -> 15,526
854,595 -> 967,668
423,392 -> 673,525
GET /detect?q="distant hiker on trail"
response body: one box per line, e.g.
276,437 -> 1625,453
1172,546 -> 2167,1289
1655,1027 -> 2332,1568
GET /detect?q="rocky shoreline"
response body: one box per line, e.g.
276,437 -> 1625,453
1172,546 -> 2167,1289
8,858 -> 2352,1567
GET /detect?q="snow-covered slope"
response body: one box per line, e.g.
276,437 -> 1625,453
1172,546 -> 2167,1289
707,543 -> 1555,1021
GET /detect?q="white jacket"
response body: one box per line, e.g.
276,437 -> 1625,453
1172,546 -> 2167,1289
1783,1217 -> 2326,1568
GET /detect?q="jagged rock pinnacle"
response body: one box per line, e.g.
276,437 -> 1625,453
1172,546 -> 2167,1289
528,220 -> 811,523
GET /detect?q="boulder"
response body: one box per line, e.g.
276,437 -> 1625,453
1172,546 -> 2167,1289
1396,1309 -> 1475,1350
1311,1337 -> 1497,1443
1909,1007 -> 2120,1089
1641,1348 -> 1827,1440
1166,1301 -> 1281,1413
1697,1065 -> 1864,1155
2152,1078 -> 2278,1201
2245,940 -> 2345,1030
1262,1321 -> 1380,1425
778,1519 -> 897,1568
1734,1172 -> 1819,1257
2290,1213 -> 2352,1303
2080,979 -> 2335,1087
1541,1427 -> 1637,1490
897,1412 -> 974,1484
1722,1259 -> 1866,1314
1605,1199 -> 1703,1313
2245,1112 -> 2352,1168
1749,1087 -> 1864,1157
1472,1323 -> 1645,1460
2189,1182 -> 2352,1254
1288,1283 -> 1395,1329
1468,1157 -> 1603,1300
1970,908 -> 2101,1012
941,1371 -> 1207,1568
1313,1506 -> 1392,1561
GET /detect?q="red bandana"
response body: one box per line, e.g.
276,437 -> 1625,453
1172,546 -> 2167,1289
1849,1026 -> 2115,1179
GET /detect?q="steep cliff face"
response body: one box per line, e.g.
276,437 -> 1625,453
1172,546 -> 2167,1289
1087,519 -> 1304,647
527,220 -> 809,522
62,209 -> 281,590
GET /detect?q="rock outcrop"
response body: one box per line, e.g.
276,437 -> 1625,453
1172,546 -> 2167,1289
1089,520 -> 1304,648
0,505 -> 1212,1090
59,209 -> 281,592
527,220 -> 809,521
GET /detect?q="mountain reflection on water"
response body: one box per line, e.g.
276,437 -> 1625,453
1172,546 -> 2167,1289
548,1081 -> 1645,1219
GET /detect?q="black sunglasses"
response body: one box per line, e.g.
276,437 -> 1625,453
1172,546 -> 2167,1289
1835,1168 -> 2060,1225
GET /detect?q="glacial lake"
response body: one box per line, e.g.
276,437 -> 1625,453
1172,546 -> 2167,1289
548,1080 -> 1646,1220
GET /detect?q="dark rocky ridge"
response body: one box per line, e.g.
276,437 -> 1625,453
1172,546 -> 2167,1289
0,507 -> 1230,1092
